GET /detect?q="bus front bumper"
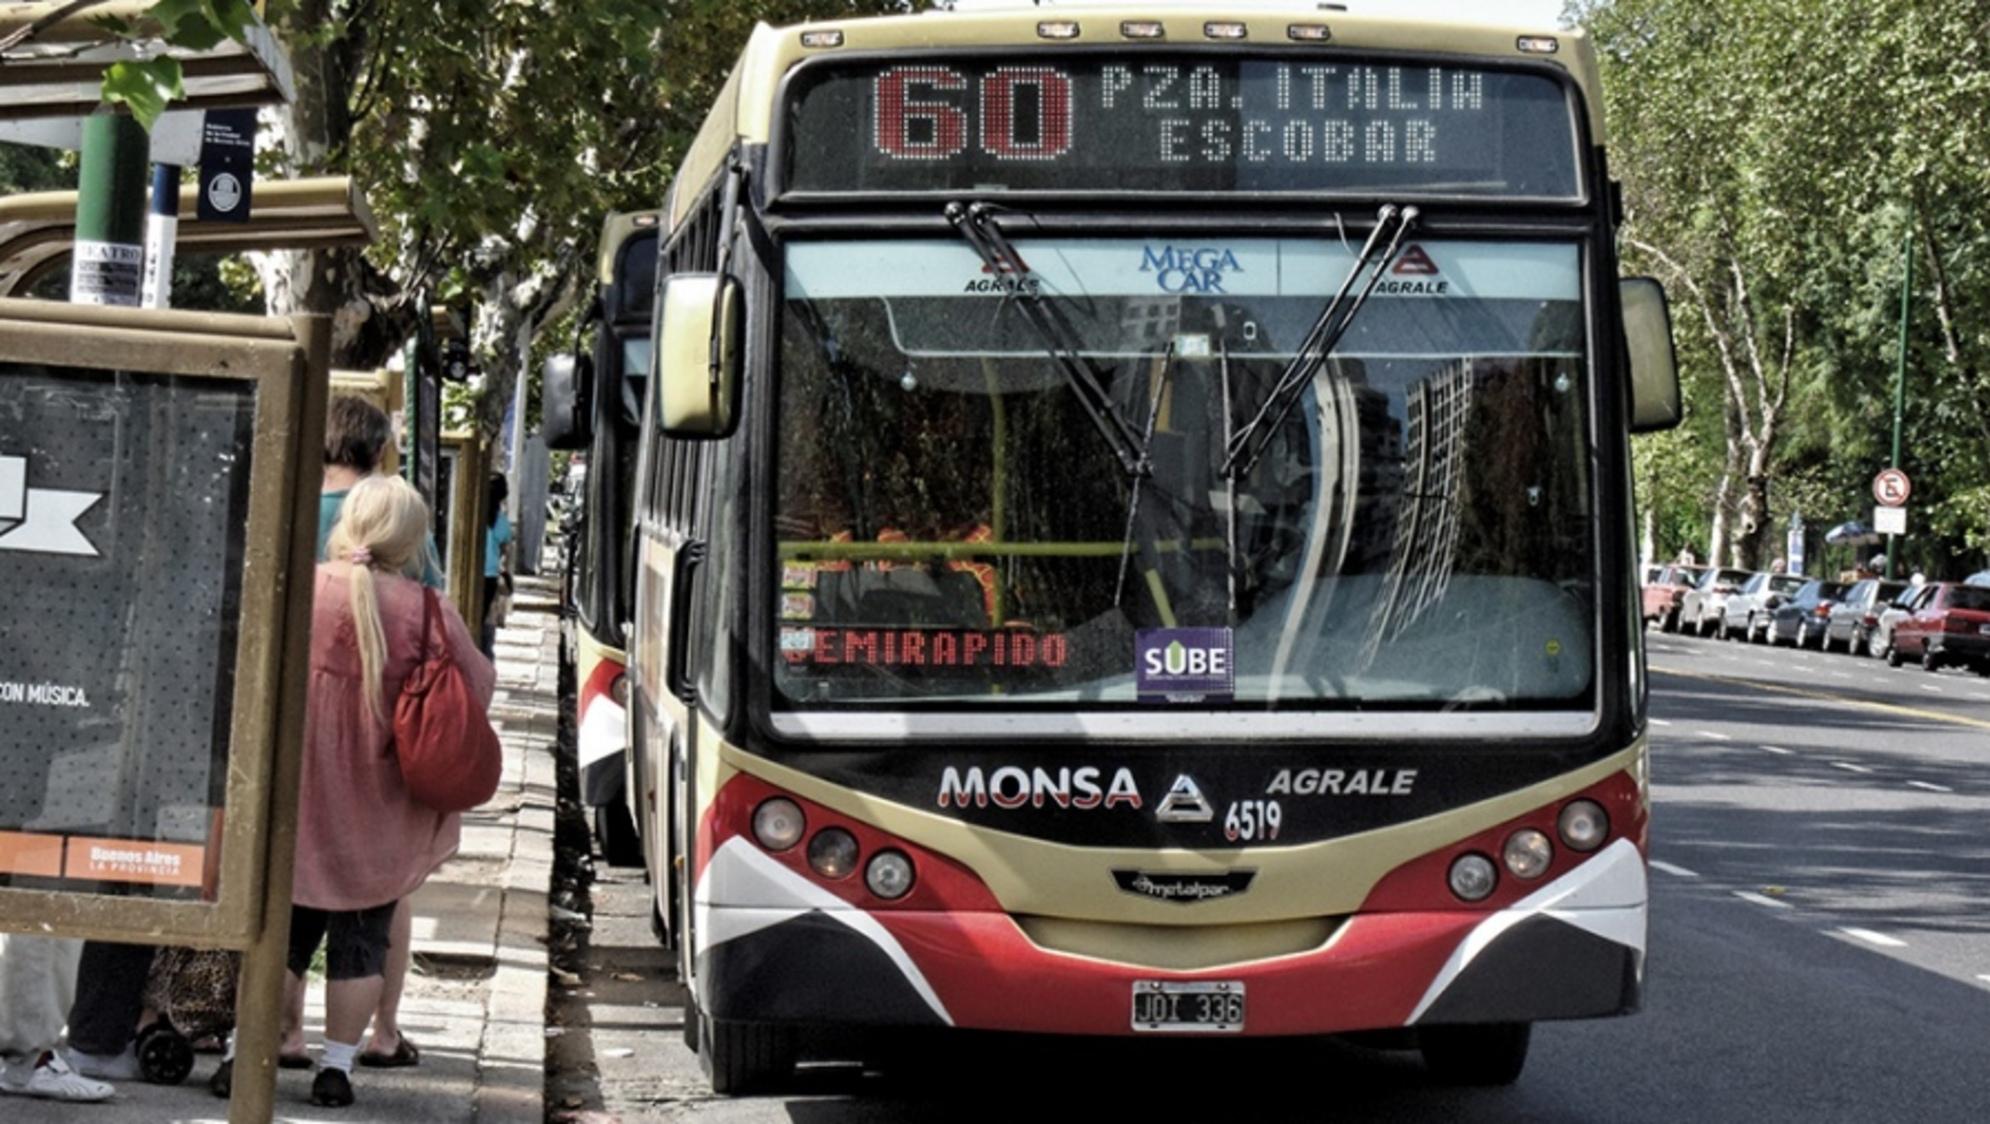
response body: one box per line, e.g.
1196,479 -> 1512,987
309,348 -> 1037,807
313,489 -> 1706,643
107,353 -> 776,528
693,838 -> 1645,1036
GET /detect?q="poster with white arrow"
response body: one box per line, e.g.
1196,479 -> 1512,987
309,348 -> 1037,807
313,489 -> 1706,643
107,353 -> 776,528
0,454 -> 104,557
2,364 -> 259,896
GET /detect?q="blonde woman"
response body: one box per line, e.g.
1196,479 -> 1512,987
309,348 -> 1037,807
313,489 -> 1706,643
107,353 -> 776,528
212,475 -> 493,1108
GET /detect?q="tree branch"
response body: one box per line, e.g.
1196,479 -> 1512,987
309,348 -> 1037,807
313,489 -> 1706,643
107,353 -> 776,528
0,0 -> 114,55
1629,235 -> 1755,443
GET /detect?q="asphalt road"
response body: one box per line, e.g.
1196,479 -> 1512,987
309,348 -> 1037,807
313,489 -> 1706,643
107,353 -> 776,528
550,629 -> 1990,1122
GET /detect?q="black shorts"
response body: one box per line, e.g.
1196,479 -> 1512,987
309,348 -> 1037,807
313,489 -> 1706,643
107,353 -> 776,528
287,901 -> 397,981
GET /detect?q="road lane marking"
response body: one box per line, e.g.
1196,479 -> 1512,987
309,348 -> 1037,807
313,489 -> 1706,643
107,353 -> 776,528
1908,781 -> 1954,793
1650,666 -> 1990,731
1650,718 -> 1673,727
1697,730 -> 1733,741
1919,684 -> 1945,694
1839,927 -> 1907,948
1830,762 -> 1874,774
1734,891 -> 1792,910
1649,861 -> 1699,878
1759,745 -> 1794,755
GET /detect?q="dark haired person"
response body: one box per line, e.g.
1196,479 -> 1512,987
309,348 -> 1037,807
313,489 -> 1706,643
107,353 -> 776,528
481,474 -> 512,657
320,396 -> 443,590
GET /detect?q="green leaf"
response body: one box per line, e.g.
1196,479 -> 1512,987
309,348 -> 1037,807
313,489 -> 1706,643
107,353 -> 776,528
101,57 -> 185,131
143,0 -> 228,50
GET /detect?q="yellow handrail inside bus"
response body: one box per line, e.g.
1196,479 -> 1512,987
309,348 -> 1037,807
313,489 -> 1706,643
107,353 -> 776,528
778,538 -> 1226,561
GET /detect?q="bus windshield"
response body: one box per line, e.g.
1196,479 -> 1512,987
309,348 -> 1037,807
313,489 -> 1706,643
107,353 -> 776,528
773,236 -> 1593,712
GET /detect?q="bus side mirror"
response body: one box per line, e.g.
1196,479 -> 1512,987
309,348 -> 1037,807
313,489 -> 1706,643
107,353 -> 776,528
542,353 -> 594,451
655,273 -> 742,438
1622,277 -> 1682,433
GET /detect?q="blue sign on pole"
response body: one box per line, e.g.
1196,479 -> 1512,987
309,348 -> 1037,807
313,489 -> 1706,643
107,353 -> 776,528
196,109 -> 257,224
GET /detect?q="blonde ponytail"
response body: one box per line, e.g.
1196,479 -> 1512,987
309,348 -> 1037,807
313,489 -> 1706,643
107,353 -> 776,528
347,565 -> 390,722
325,475 -> 433,724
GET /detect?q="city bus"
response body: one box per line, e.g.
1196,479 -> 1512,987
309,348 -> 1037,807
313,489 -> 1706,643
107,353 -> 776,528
546,210 -> 661,864
625,1 -> 1681,1093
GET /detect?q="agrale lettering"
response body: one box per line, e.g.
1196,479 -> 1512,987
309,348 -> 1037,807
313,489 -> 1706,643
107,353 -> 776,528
1265,767 -> 1416,796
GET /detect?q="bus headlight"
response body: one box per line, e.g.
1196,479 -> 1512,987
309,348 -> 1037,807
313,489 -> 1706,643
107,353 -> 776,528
1558,800 -> 1610,852
751,798 -> 805,852
807,828 -> 859,880
1502,829 -> 1554,880
865,850 -> 916,900
1448,853 -> 1497,902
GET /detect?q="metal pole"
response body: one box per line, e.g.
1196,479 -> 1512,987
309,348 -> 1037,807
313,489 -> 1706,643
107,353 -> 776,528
227,314 -> 330,1124
70,112 -> 149,307
140,163 -> 180,309
1886,215 -> 1913,580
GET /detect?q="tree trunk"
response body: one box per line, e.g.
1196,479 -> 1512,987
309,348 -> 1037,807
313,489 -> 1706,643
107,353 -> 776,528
251,6 -> 415,369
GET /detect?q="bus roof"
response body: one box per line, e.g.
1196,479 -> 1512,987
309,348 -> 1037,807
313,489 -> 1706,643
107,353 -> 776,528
597,210 -> 661,285
668,4 -> 1602,225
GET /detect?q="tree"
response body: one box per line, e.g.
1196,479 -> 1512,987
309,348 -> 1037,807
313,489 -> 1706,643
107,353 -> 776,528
254,0 -> 904,452
1583,0 -> 1990,575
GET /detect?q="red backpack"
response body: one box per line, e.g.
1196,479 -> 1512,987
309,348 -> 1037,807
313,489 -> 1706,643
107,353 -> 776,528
393,588 -> 502,812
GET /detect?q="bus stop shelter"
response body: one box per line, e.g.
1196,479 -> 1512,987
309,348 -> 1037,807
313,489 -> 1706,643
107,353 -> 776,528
0,0 -> 293,122
0,176 -> 377,297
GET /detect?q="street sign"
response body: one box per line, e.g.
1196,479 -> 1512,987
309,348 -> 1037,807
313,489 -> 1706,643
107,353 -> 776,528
197,109 -> 258,224
1873,467 -> 1912,507
1875,504 -> 1908,536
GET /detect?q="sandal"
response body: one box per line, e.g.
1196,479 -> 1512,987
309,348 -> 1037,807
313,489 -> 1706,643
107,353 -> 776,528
357,1034 -> 419,1068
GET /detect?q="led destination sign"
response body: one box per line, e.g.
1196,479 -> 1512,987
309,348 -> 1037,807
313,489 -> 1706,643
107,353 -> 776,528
784,55 -> 1579,196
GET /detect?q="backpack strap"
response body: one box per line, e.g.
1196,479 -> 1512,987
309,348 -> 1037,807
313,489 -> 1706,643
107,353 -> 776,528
418,585 -> 438,664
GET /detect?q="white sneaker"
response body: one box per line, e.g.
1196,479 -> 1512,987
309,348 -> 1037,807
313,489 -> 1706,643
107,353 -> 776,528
64,1044 -> 142,1081
0,1051 -> 115,1102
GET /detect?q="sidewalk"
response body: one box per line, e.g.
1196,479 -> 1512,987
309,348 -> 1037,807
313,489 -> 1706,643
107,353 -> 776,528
13,577 -> 563,1124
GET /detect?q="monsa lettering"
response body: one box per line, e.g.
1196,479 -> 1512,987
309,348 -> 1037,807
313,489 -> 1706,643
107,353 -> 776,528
936,765 -> 1142,811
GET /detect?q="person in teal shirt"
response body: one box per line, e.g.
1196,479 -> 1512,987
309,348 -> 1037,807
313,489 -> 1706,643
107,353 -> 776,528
481,474 -> 512,655
318,396 -> 443,588
292,396 -> 436,1076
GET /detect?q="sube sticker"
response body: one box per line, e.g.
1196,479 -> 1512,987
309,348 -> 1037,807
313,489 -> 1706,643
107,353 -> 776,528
1136,628 -> 1235,702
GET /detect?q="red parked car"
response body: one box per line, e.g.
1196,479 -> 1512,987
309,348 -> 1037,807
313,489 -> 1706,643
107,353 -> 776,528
1642,564 -> 1710,632
1885,583 -> 1990,673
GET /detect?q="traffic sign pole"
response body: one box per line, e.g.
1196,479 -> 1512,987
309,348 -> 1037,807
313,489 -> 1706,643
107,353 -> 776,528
1888,217 -> 1913,580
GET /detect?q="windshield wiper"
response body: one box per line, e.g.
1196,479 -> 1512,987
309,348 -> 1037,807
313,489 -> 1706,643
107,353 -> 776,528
1112,340 -> 1176,608
945,201 -> 1151,479
1221,204 -> 1419,481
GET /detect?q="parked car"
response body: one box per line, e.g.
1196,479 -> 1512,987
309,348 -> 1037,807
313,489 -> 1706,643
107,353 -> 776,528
1870,583 -> 1936,660
1822,578 -> 1908,654
1681,568 -> 1753,637
1643,564 -> 1710,631
1721,572 -> 1809,642
1886,583 -> 1990,672
1768,579 -> 1850,647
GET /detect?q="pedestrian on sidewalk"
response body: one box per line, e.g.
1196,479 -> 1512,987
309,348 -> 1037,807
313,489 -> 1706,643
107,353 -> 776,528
481,474 -> 513,658
0,934 -> 112,1102
212,475 -> 495,1109
293,394 -> 444,1073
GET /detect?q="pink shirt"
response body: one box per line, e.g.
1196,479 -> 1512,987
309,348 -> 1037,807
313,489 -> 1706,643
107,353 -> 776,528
294,563 -> 497,911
